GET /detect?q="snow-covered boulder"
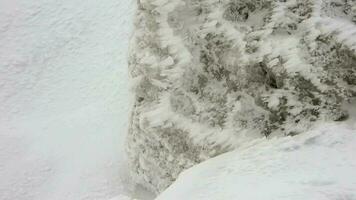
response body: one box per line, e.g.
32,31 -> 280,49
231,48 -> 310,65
155,123 -> 356,200
127,0 -> 356,193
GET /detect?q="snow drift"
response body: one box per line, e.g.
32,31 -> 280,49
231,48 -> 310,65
156,123 -> 356,200
127,0 -> 356,193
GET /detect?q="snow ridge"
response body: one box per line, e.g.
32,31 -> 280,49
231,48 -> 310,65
156,123 -> 356,200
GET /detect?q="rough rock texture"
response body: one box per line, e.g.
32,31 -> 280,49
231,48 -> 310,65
127,0 -> 356,193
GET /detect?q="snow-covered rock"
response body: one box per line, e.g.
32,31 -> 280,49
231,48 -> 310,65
156,123 -> 356,200
127,0 -> 356,193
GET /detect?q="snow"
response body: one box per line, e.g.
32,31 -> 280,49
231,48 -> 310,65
0,0 -> 153,199
156,122 -> 356,200
2,0 -> 356,199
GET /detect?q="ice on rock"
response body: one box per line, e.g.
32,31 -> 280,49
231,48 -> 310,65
127,0 -> 356,193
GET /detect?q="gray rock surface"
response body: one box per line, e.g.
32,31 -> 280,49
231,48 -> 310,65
127,0 -> 356,193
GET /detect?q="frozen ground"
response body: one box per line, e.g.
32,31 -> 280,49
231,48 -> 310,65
156,122 -> 356,200
0,0 -> 156,199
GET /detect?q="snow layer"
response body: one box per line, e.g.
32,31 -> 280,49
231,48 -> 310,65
156,123 -> 356,200
0,0 -> 142,200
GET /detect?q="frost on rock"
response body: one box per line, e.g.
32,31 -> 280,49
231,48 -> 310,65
127,0 -> 356,193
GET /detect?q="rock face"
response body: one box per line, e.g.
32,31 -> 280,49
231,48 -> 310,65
127,0 -> 356,193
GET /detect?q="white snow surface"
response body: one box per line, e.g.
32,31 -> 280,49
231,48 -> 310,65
156,123 -> 356,200
2,1 -> 356,200
0,0 -> 147,200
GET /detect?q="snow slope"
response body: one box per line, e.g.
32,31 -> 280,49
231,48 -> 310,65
156,122 -> 356,200
0,0 -> 146,199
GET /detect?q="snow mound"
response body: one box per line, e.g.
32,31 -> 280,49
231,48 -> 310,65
156,123 -> 356,200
